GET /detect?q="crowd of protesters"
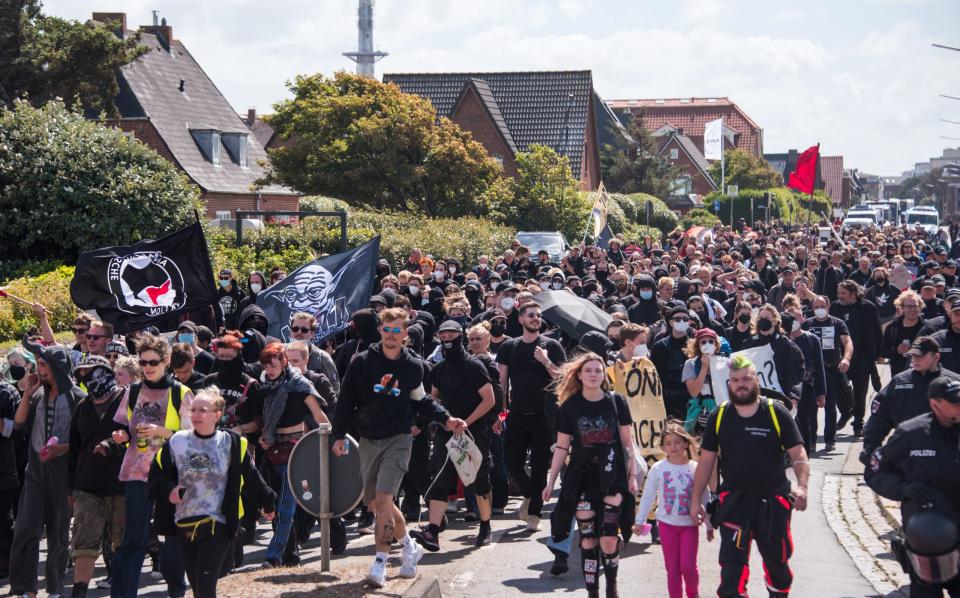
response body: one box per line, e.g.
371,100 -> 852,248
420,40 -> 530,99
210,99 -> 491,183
2,216 -> 960,597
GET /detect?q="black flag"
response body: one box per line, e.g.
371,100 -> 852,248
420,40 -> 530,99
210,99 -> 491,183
257,237 -> 380,342
70,223 -> 218,332
597,223 -> 615,249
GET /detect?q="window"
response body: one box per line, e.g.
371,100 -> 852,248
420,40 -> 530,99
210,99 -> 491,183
670,148 -> 679,160
215,210 -> 231,220
189,128 -> 221,166
493,154 -> 504,169
222,132 -> 249,167
670,175 -> 692,196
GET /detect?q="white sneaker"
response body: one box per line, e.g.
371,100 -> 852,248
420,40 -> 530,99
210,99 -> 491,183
366,557 -> 387,588
519,498 -> 530,521
526,515 -> 541,532
399,538 -> 424,578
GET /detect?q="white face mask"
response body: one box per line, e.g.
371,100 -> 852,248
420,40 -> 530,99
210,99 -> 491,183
500,297 -> 516,311
249,283 -> 262,294
633,344 -> 649,359
672,320 -> 690,334
814,308 -> 828,319
479,263 -> 488,270
490,282 -> 499,291
792,320 -> 802,332
551,282 -> 564,290
409,285 -> 420,296
434,271 -> 444,281
700,342 -> 716,355
539,282 -> 550,291
448,267 -> 457,275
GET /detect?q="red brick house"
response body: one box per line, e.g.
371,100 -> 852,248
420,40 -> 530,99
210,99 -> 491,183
90,12 -> 299,218
655,127 -> 717,208
383,71 -> 615,190
607,97 -> 764,158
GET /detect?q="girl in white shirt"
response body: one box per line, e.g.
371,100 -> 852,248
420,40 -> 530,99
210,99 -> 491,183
633,422 -> 713,598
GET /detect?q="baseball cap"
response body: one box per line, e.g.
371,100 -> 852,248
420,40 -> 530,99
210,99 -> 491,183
694,328 -> 718,341
177,321 -> 198,334
932,275 -> 946,285
498,281 -> 518,293
219,269 -> 232,277
928,376 -> 960,403
908,336 -> 940,357
945,260 -> 958,268
72,354 -> 112,376
106,341 -> 129,356
437,320 -> 463,335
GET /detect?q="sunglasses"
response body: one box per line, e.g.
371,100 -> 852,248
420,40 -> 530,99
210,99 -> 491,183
671,316 -> 690,322
138,359 -> 163,367
526,313 -> 542,319
381,326 -> 403,334
290,326 -> 314,334
72,328 -> 89,335
85,334 -> 107,341
468,337 -> 485,342
107,353 -> 121,360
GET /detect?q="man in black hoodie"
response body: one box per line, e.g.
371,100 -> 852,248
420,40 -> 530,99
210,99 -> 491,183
332,308 -> 466,588
68,356 -> 127,598
627,275 -> 660,326
10,339 -> 83,598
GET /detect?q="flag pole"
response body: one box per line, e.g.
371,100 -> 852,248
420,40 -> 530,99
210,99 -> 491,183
807,142 -> 820,228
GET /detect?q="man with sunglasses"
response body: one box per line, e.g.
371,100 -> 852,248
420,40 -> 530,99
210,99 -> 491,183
332,308 -> 467,588
84,321 -> 114,358
496,303 -> 566,533
289,312 -> 340,393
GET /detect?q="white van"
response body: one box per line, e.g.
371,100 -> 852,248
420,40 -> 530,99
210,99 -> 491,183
904,207 -> 940,236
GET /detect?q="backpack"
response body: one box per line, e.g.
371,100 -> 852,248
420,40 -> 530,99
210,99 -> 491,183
714,398 -> 782,449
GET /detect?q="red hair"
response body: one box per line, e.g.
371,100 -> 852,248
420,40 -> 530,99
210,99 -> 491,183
259,342 -> 287,366
217,330 -> 244,352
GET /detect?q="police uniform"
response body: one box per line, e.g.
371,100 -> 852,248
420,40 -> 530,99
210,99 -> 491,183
865,378 -> 960,597
931,324 -> 960,375
862,337 -> 960,463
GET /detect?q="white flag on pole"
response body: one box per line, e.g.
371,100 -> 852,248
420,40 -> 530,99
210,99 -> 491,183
703,117 -> 724,161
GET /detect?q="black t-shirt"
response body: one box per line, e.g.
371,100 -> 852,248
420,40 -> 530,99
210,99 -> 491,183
431,355 -> 492,422
700,400 -> 803,497
496,336 -> 566,414
556,392 -> 632,450
801,316 -> 848,367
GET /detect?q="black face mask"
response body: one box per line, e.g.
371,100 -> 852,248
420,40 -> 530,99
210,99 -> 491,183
490,323 -> 506,337
217,356 -> 244,380
596,271 -> 608,281
609,337 -> 622,350
7,365 -> 25,381
737,313 -> 751,325
757,318 -> 774,333
441,339 -> 465,361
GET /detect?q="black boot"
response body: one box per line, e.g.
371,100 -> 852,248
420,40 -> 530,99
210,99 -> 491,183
70,581 -> 89,598
581,546 -> 600,598
602,545 -> 620,598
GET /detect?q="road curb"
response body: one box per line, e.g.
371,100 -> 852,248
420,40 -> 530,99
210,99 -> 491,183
876,495 -> 902,531
402,576 -> 442,598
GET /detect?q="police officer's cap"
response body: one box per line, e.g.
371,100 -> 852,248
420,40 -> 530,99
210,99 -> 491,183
908,336 -> 940,357
928,376 -> 960,403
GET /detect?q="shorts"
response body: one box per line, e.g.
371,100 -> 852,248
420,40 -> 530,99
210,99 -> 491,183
359,434 -> 413,504
70,491 -> 126,559
425,426 -> 492,502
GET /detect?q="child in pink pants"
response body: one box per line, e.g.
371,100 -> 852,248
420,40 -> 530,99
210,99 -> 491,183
634,423 -> 713,598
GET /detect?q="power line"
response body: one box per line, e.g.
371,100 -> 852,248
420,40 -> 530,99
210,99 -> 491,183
942,95 -> 960,101
943,119 -> 960,125
933,43 -> 960,52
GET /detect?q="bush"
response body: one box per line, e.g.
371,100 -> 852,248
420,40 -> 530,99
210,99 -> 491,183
0,266 -> 76,341
298,195 -> 351,213
0,99 -> 201,264
626,193 -> 679,233
680,208 -> 721,229
707,188 -> 832,226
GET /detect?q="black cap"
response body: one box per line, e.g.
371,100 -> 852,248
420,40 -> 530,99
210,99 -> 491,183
437,320 -> 463,335
932,275 -> 946,285
921,278 -> 936,289
935,246 -> 948,255
779,264 -> 798,273
908,336 -> 940,357
177,321 -> 198,334
369,294 -> 386,306
928,376 -> 960,403
743,280 -> 767,294
498,280 -> 517,293
945,259 -> 958,268
667,304 -> 689,319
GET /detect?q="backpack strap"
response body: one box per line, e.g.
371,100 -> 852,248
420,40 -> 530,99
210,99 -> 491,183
126,383 -> 143,422
715,398 -> 782,445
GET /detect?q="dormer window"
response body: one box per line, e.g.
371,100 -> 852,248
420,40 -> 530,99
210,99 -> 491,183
189,127 -> 220,166
222,132 -> 248,168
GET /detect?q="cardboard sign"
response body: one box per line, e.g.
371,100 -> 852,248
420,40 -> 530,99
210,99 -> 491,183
607,358 -> 667,466
710,344 -> 782,405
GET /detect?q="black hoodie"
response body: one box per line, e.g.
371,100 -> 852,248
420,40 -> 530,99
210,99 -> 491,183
334,309 -> 381,379
333,342 -> 450,440
68,386 -> 125,496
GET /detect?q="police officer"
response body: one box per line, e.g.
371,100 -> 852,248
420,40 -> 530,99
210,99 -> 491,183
865,376 -> 960,597
862,337 -> 960,464
930,300 -> 960,374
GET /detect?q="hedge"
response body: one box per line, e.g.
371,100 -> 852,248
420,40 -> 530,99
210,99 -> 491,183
0,266 -> 76,341
707,187 -> 832,226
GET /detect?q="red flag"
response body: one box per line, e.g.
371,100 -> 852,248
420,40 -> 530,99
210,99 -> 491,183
787,144 -> 819,195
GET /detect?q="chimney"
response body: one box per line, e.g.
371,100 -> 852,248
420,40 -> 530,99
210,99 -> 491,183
91,12 -> 127,38
676,127 -> 684,136
247,108 -> 256,126
141,14 -> 173,46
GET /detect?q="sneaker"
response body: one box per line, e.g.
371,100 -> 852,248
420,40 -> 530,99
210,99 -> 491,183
475,524 -> 492,547
549,553 -> 569,576
366,558 -> 387,588
399,538 -> 424,578
492,507 -> 505,515
853,428 -> 864,439
149,570 -> 164,580
261,558 -> 283,569
650,520 -> 660,544
526,515 -> 541,532
410,526 -> 441,552
824,442 -> 836,452
357,513 -> 375,535
837,413 -> 852,431
519,498 -> 530,521
95,578 -> 111,590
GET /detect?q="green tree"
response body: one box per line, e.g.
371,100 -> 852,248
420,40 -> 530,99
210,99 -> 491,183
0,1 -> 146,115
600,107 -> 681,198
259,71 -> 505,217
506,144 -> 589,241
708,148 -> 783,191
0,99 -> 200,263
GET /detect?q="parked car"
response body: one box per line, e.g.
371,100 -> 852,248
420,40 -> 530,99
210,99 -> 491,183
516,231 -> 570,263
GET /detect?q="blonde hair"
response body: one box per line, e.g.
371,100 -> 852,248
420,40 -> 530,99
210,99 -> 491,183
193,386 -> 226,412
114,356 -> 142,382
555,352 -> 609,405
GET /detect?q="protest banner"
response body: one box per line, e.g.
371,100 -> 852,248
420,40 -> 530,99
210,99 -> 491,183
709,343 -> 782,405
607,357 -> 666,466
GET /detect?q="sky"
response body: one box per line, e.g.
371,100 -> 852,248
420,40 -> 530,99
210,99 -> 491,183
44,0 -> 960,176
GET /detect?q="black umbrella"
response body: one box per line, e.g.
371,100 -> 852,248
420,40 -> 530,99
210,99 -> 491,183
533,290 -> 613,342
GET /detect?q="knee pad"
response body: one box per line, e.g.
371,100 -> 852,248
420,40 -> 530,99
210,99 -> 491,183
601,503 -> 621,537
576,516 -> 596,540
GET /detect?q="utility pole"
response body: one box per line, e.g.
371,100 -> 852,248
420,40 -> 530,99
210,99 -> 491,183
343,0 -> 388,78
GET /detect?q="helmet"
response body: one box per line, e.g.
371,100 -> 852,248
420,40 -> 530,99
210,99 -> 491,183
904,509 -> 960,584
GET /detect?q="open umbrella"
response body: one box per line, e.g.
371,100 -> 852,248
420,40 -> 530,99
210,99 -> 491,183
532,290 -> 613,342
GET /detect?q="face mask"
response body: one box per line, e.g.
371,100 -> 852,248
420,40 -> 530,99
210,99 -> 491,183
433,271 -> 444,281
441,339 -> 465,360
84,367 -> 117,398
500,297 -> 516,311
700,343 -> 716,355
178,333 -> 196,345
479,263 -> 487,270
814,308 -> 828,319
7,365 -> 25,381
757,318 -> 774,333
490,323 -> 506,337
633,344 -> 649,359
551,282 -> 564,290
421,297 -> 430,306
448,267 -> 457,275
453,315 -> 469,326
539,282 -> 550,291
639,290 -> 654,300
791,320 -> 802,332
609,337 -> 621,350
596,271 -> 608,281
737,313 -> 751,325
490,282 -> 500,291
216,356 -> 243,378
672,320 -> 689,334
409,285 -> 420,296
249,283 -> 262,294
219,279 -> 230,289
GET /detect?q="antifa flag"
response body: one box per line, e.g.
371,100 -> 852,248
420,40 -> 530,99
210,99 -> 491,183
257,237 -> 380,342
70,223 -> 218,333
